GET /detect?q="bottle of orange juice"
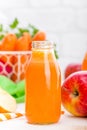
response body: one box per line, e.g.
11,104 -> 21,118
25,41 -> 61,124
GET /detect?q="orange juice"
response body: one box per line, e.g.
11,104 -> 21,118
25,41 -> 61,124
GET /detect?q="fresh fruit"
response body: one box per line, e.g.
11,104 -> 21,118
64,63 -> 81,79
0,75 -> 25,103
0,88 -> 16,113
15,95 -> 25,103
12,80 -> 25,103
61,71 -> 87,117
82,52 -> 87,70
13,80 -> 25,97
0,75 -> 16,95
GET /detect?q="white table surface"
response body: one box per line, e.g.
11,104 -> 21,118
0,103 -> 87,130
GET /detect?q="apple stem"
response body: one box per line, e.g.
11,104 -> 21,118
73,90 -> 79,97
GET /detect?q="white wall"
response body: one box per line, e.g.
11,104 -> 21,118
0,0 -> 87,63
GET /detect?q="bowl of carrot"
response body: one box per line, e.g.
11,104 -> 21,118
0,18 -> 46,83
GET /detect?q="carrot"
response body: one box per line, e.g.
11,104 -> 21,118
81,52 -> 87,70
23,32 -> 32,50
0,34 -> 17,51
15,32 -> 32,51
32,31 -> 46,41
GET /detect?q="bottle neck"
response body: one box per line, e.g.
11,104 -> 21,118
32,41 -> 54,50
31,41 -> 55,61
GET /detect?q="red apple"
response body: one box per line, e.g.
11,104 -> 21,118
61,71 -> 87,117
64,63 -> 81,79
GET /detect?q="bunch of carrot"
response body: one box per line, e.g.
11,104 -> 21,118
0,18 -> 46,51
0,18 -> 58,59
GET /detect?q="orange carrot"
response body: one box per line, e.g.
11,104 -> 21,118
32,31 -> 46,41
23,32 -> 32,50
0,34 -> 17,51
15,32 -> 32,51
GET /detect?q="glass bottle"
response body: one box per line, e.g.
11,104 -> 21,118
25,41 -> 61,124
